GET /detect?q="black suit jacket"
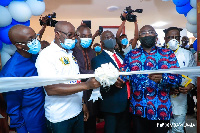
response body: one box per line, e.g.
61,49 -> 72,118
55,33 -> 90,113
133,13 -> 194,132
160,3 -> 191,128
91,50 -> 128,113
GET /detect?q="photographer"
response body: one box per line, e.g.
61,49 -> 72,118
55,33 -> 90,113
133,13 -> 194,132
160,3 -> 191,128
116,10 -> 139,57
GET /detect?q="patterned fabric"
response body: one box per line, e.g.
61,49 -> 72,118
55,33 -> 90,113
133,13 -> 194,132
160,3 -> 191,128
121,46 -> 182,120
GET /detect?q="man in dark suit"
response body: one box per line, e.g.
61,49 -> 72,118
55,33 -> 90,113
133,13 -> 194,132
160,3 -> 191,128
91,30 -> 129,133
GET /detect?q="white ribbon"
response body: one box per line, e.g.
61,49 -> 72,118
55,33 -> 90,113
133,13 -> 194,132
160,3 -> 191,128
0,66 -> 200,94
88,87 -> 103,102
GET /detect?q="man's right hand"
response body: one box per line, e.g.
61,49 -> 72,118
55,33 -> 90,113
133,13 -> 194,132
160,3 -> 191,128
86,77 -> 101,89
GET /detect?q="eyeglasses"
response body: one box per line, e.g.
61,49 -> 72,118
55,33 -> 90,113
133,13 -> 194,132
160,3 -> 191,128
166,36 -> 181,40
139,30 -> 156,37
16,34 -> 39,45
58,31 -> 76,39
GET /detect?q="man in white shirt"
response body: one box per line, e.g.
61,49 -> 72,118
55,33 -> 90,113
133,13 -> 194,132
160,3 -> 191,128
164,27 -> 196,133
35,21 -> 101,133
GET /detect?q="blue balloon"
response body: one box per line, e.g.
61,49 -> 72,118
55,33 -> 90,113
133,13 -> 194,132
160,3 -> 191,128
0,0 -> 12,6
173,0 -> 190,7
13,0 -> 25,1
193,39 -> 197,51
11,19 -> 30,26
37,0 -> 44,1
0,24 -> 14,44
176,2 -> 192,14
0,40 -> 3,50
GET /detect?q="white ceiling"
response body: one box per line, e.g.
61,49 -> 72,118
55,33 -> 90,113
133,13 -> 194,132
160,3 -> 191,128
42,0 -> 187,29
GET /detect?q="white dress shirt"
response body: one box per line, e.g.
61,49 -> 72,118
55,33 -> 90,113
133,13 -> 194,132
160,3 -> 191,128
170,47 -> 196,115
103,49 -> 123,68
35,42 -> 83,123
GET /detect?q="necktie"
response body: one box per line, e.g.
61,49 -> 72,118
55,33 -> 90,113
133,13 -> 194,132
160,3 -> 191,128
112,53 -> 122,68
112,53 -> 131,99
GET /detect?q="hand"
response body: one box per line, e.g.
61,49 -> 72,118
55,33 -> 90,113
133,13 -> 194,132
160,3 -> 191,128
83,103 -> 89,121
170,88 -> 180,95
122,12 -> 127,18
114,77 -> 125,88
40,16 -> 48,26
94,30 -> 100,36
179,83 -> 194,94
148,73 -> 162,83
86,77 -> 101,90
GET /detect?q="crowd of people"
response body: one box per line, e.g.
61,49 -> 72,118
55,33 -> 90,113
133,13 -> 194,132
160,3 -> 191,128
0,12 -> 197,133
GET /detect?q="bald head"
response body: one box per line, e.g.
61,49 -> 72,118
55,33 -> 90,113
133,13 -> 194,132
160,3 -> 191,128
100,30 -> 114,41
55,21 -> 75,33
139,25 -> 156,35
8,25 -> 36,44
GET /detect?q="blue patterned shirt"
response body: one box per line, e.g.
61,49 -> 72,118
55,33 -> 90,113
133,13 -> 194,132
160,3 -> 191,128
121,46 -> 182,120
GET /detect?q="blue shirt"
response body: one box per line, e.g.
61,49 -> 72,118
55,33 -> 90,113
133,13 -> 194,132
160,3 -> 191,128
0,52 -> 46,133
121,46 -> 182,120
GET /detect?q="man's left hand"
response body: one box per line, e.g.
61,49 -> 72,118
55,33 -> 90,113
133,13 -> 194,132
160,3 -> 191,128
114,77 -> 125,88
83,103 -> 89,121
148,73 -> 162,83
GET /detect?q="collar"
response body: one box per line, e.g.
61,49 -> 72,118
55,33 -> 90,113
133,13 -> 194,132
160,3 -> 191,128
51,41 -> 73,54
139,45 -> 157,53
103,49 -> 116,55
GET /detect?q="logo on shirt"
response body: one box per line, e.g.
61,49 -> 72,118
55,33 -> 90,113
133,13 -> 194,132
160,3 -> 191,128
59,57 -> 70,65
72,55 -> 78,64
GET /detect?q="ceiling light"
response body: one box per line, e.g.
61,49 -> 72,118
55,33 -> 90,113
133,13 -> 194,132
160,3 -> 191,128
107,6 -> 119,12
151,21 -> 168,27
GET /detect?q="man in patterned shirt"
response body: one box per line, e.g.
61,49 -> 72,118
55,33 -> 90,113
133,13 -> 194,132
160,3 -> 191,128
120,25 -> 182,133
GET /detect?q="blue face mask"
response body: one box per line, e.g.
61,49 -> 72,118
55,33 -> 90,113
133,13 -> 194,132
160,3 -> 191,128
121,38 -> 129,46
75,38 -> 78,44
80,38 -> 92,48
94,46 -> 101,52
60,39 -> 76,50
27,39 -> 41,54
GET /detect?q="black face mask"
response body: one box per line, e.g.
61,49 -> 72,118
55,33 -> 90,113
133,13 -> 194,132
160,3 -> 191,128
139,36 -> 156,48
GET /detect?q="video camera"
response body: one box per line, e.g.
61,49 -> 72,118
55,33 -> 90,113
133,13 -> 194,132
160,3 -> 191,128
39,12 -> 58,27
120,6 -> 143,22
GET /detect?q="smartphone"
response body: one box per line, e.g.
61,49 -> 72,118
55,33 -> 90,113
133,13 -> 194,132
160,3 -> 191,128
99,26 -> 103,35
82,20 -> 91,29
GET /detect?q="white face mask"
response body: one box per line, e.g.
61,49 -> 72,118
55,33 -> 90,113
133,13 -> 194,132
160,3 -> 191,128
167,39 -> 179,50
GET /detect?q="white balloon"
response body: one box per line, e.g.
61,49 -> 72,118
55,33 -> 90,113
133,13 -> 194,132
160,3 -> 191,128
26,0 -> 45,16
0,6 -> 12,27
187,8 -> 197,25
1,51 -> 11,68
190,0 -> 197,8
186,22 -> 197,33
193,33 -> 197,38
2,43 -> 17,56
8,1 -> 32,22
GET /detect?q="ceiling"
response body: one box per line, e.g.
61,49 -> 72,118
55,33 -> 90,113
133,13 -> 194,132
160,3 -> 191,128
41,0 -> 187,29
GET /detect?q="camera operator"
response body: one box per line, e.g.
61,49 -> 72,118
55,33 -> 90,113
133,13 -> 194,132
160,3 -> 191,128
116,13 -> 139,58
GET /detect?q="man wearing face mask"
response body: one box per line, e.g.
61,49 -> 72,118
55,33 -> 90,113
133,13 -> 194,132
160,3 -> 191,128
93,43 -> 102,55
91,30 -> 129,133
180,36 -> 190,50
164,27 -> 196,133
72,25 -> 98,133
116,13 -> 139,57
0,25 -> 46,133
36,21 -> 101,133
120,25 -> 182,133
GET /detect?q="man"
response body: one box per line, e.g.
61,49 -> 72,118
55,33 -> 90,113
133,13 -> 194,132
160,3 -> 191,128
0,25 -> 46,133
164,27 -> 196,133
93,43 -> 102,55
72,25 -> 97,133
120,25 -> 182,133
35,21 -> 101,133
116,13 -> 139,57
180,36 -> 190,50
91,30 -> 129,133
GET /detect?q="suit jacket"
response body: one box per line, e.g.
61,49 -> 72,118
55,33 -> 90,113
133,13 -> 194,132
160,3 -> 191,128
91,50 -> 128,113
